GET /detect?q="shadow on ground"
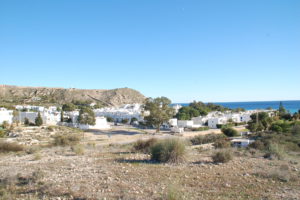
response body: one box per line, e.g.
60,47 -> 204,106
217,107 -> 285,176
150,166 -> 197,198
115,158 -> 157,164
88,130 -> 143,136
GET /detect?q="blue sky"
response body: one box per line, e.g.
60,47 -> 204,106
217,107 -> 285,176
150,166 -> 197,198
0,0 -> 299,103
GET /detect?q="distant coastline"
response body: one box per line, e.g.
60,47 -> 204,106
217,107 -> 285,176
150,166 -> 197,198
174,100 -> 300,114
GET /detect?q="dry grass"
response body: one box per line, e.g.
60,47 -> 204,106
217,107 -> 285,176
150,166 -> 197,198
52,133 -> 82,146
71,144 -> 85,155
133,138 -> 158,153
0,142 -> 24,153
212,150 -> 233,163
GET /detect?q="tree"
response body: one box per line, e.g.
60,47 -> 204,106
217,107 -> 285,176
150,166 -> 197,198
24,118 -> 30,126
35,112 -> 43,126
1,121 -> 9,129
60,111 -> 64,122
144,97 -> 175,132
247,112 -> 273,132
78,107 -> 95,125
130,117 -> 138,124
106,116 -> 114,122
278,102 -> 287,116
62,103 -> 76,111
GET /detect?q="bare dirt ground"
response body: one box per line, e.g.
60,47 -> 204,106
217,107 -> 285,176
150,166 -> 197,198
1,125 -> 299,200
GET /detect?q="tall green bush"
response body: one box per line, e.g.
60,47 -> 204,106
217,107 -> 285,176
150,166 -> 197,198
150,138 -> 185,163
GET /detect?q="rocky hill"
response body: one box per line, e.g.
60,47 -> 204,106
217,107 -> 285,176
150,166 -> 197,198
0,85 -> 145,106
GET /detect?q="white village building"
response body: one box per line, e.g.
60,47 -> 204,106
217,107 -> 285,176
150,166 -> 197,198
0,108 -> 13,124
208,117 -> 228,129
94,104 -> 142,122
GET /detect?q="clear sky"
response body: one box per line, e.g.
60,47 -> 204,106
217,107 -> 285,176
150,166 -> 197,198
0,0 -> 299,103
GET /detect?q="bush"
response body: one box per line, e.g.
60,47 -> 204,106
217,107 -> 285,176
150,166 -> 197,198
191,127 -> 209,132
0,129 -> 6,138
150,138 -> 185,163
35,112 -> 43,126
133,138 -> 158,153
212,150 -> 232,163
106,116 -> 114,122
121,118 -> 129,124
53,133 -> 81,146
221,127 -> 239,137
1,121 -> 9,129
264,143 -> 286,160
0,142 -> 24,152
249,140 -> 266,150
24,118 -> 30,126
213,139 -> 231,149
190,134 -> 226,145
292,124 -> 300,135
71,144 -> 85,155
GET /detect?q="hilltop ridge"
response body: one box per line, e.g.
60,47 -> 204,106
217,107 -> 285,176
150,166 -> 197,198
0,85 -> 145,106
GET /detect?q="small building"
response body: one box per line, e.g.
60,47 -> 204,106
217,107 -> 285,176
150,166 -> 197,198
168,118 -> 178,127
78,117 -> 110,130
177,120 -> 194,128
231,139 -> 254,148
171,126 -> 184,133
208,117 -> 227,129
0,108 -> 13,124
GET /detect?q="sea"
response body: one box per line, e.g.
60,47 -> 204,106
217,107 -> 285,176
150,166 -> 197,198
176,100 -> 300,114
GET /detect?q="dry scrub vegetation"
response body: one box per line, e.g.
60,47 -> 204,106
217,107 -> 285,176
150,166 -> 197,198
0,126 -> 300,199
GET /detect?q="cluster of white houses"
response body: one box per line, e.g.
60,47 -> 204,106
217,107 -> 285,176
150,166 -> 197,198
169,108 -> 275,133
0,104 -> 144,130
0,103 -> 275,131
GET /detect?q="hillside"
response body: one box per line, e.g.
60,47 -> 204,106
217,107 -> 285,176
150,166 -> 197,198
0,85 -> 145,106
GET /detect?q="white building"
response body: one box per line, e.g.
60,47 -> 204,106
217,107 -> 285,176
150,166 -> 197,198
231,139 -> 255,148
78,117 -> 110,130
171,104 -> 182,114
18,109 -> 61,125
168,118 -> 178,127
18,112 -> 38,124
94,104 -> 142,122
208,117 -> 227,129
177,120 -> 194,128
192,116 -> 208,126
0,108 -> 13,124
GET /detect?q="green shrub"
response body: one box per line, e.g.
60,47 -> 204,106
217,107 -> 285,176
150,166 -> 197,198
53,133 -> 81,146
1,121 -> 9,129
24,118 -> 30,126
150,138 -> 185,163
133,138 -> 158,153
0,129 -> 6,138
221,127 -> 239,137
190,134 -> 226,145
191,127 -> 209,131
0,142 -> 24,152
213,139 -> 231,149
121,118 -> 129,124
35,112 -> 43,126
212,150 -> 232,163
106,117 -> 114,122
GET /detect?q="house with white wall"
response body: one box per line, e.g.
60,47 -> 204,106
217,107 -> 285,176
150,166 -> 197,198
77,117 -> 110,130
0,108 -> 13,124
208,117 -> 227,129
94,104 -> 142,122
